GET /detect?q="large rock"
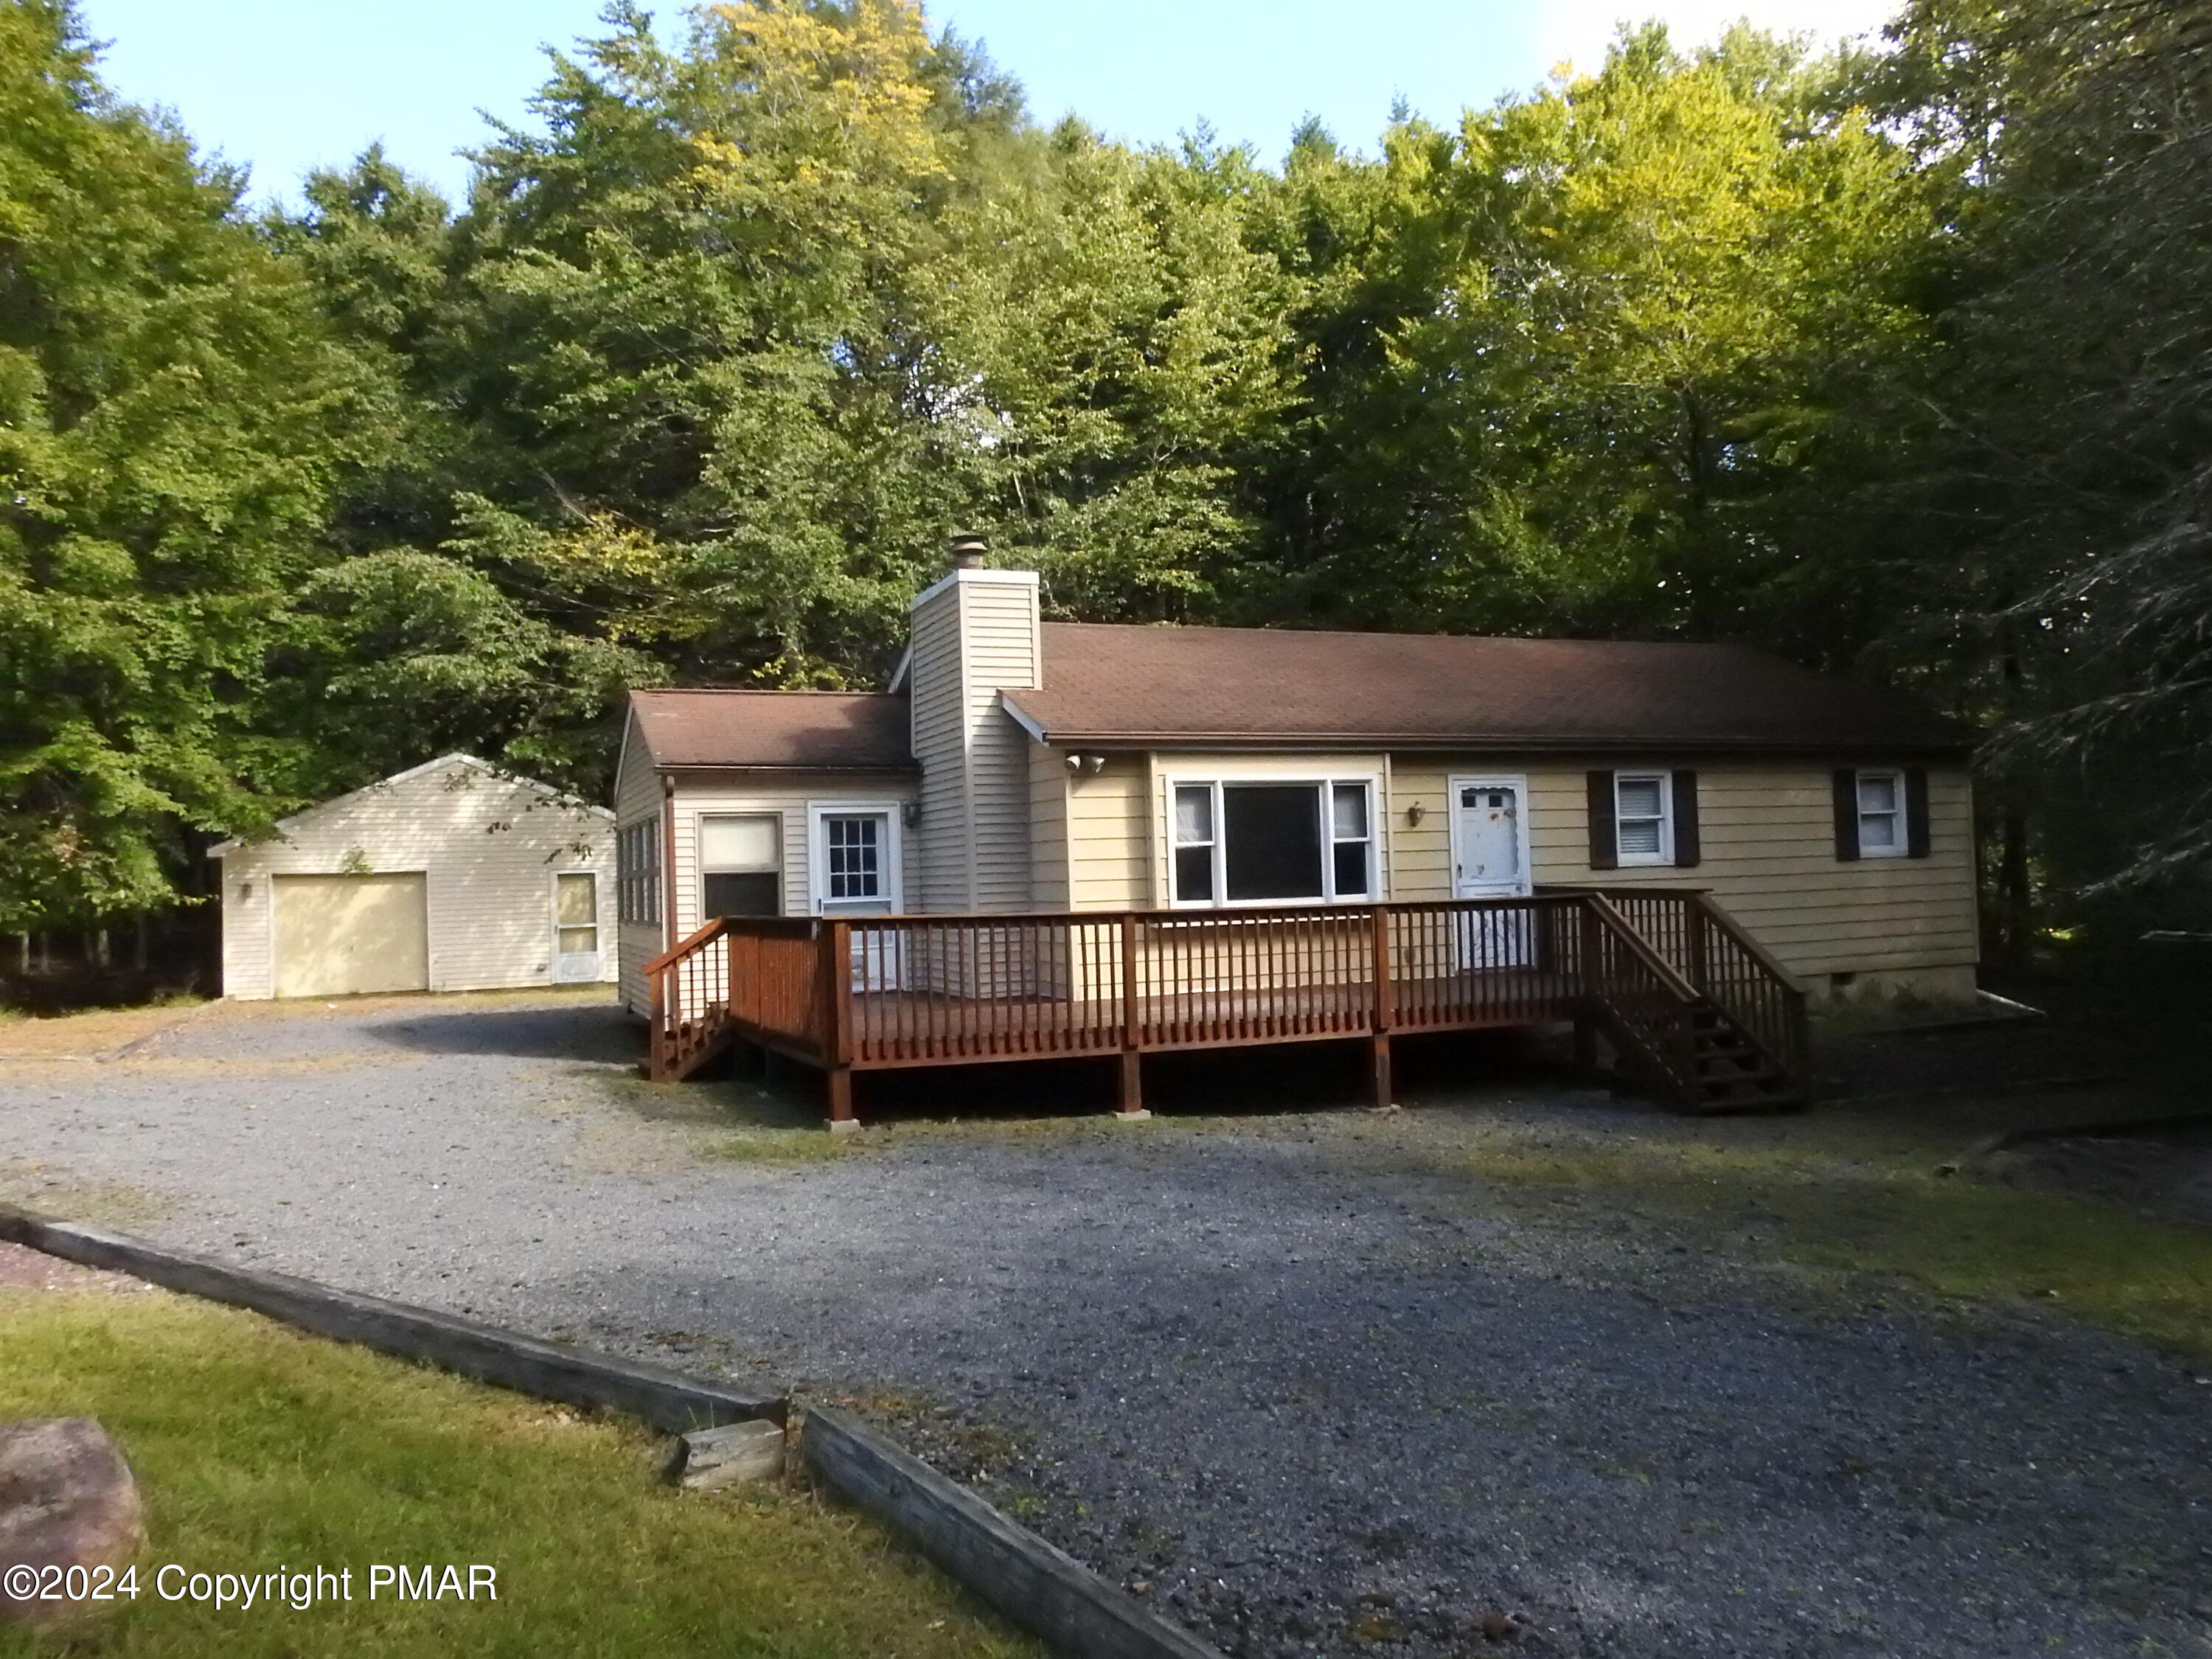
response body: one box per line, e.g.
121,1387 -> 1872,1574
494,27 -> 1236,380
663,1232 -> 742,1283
0,1418 -> 145,1631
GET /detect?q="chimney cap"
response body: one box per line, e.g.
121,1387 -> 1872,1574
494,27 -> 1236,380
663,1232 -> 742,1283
948,531 -> 988,569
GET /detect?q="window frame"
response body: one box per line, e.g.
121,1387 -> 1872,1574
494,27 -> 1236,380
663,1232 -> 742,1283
616,820 -> 661,927
1854,768 -> 1907,860
695,811 -> 784,919
1163,773 -> 1382,909
1612,771 -> 1674,867
549,867 -> 602,973
804,801 -> 906,915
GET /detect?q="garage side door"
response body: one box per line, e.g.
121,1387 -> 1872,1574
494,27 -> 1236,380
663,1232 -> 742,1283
272,873 -> 430,998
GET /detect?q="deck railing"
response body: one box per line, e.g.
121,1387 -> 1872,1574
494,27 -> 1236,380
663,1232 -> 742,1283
641,889 -> 1810,1115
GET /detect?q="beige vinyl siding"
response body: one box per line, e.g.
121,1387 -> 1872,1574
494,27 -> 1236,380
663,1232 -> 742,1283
967,584 -> 1038,911
1029,741 -> 1071,909
1065,754 -> 1151,909
1388,759 -> 1979,981
663,774 -> 919,940
907,582 -> 968,912
1058,750 -> 1976,984
903,569 -> 1039,913
218,759 -> 614,1001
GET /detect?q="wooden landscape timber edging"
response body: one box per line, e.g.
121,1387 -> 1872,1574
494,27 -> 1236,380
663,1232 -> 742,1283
801,1405 -> 1225,1659
0,1206 -> 785,1433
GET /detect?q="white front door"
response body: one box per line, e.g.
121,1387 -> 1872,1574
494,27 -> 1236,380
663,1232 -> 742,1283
1451,777 -> 1533,968
811,807 -> 900,989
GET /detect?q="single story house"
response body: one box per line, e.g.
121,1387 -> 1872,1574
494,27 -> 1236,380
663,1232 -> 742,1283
212,754 -> 615,999
615,540 -> 1977,1120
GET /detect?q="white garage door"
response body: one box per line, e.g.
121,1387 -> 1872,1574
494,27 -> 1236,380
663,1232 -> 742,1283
273,873 -> 430,998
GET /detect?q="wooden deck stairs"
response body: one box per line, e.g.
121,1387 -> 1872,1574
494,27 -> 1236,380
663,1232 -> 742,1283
640,888 -> 1811,1120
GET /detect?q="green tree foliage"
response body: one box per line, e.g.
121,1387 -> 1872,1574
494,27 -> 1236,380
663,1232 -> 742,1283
0,0 -> 368,929
1865,0 -> 2212,907
7,0 -> 2207,954
1253,27 -> 1935,644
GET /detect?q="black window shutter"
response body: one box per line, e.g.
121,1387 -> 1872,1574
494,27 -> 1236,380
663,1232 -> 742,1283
1672,771 -> 1701,867
1832,768 -> 1861,861
1905,765 -> 1932,858
1586,771 -> 1618,871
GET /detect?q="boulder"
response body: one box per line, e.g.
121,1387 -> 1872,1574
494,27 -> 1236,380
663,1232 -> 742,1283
0,1418 -> 145,1631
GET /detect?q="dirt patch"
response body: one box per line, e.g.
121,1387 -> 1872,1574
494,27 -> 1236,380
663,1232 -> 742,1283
0,999 -> 209,1060
0,1239 -> 148,1295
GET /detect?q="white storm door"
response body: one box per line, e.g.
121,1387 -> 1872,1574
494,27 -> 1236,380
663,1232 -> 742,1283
1451,777 -> 1534,969
552,871 -> 603,983
810,807 -> 901,990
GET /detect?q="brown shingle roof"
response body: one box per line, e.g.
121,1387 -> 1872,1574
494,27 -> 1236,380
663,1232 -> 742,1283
628,689 -> 914,771
1001,624 -> 1969,756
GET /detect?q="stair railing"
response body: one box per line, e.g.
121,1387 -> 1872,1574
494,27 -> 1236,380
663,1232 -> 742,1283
642,917 -> 732,1082
1688,893 -> 1809,1082
1576,894 -> 1703,1107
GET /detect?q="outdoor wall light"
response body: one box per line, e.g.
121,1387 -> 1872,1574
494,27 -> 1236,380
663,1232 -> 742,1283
1062,752 -> 1109,775
1406,802 -> 1427,827
901,800 -> 923,828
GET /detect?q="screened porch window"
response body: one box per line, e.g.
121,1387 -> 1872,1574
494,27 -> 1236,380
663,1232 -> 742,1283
1169,780 -> 1375,906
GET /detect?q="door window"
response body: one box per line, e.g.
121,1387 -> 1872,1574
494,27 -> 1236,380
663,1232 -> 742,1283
825,815 -> 883,901
554,872 -> 599,956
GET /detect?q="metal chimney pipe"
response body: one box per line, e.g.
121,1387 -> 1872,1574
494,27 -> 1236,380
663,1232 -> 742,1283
948,532 -> 988,570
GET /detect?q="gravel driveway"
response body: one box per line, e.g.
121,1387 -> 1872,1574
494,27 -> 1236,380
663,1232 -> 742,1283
3,991 -> 2207,1658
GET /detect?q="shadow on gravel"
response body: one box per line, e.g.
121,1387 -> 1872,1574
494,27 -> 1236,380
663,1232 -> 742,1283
706,1026 -> 1576,1130
364,1001 -> 639,1065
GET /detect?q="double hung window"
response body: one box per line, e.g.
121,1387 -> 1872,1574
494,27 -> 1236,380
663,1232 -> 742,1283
1854,771 -> 1905,858
1169,779 -> 1375,906
1613,774 -> 1672,864
698,814 -> 782,918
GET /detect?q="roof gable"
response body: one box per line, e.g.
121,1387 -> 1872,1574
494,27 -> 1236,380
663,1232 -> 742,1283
208,754 -> 610,857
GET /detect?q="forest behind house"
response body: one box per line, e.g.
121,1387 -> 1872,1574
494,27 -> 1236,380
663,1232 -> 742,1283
2,0 -> 2207,1001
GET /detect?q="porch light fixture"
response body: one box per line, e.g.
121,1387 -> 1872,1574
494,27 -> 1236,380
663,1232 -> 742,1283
1406,802 -> 1427,827
901,800 -> 923,828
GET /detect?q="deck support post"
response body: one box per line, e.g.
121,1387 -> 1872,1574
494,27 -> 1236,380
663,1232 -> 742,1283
1115,914 -> 1148,1119
821,919 -> 857,1130
1368,905 -> 1395,1110
825,1067 -> 857,1131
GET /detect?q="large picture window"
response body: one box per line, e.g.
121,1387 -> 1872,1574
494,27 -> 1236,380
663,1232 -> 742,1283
1169,779 -> 1375,906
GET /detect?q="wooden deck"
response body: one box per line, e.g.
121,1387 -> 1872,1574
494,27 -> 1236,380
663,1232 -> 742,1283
643,891 -> 1810,1121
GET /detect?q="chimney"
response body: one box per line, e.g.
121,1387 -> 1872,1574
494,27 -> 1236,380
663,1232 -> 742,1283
907,533 -> 1040,913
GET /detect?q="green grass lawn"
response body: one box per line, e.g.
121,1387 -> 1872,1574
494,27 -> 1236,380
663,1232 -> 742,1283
0,1289 -> 1036,1658
1412,1091 -> 2212,1360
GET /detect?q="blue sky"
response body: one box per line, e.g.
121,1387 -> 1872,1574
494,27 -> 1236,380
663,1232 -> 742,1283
74,0 -> 1897,206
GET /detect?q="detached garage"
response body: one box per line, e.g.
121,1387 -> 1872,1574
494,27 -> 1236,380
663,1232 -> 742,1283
210,755 -> 616,1000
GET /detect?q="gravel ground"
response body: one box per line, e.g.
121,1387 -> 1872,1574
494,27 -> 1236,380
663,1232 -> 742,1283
3,992 -> 2208,1659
